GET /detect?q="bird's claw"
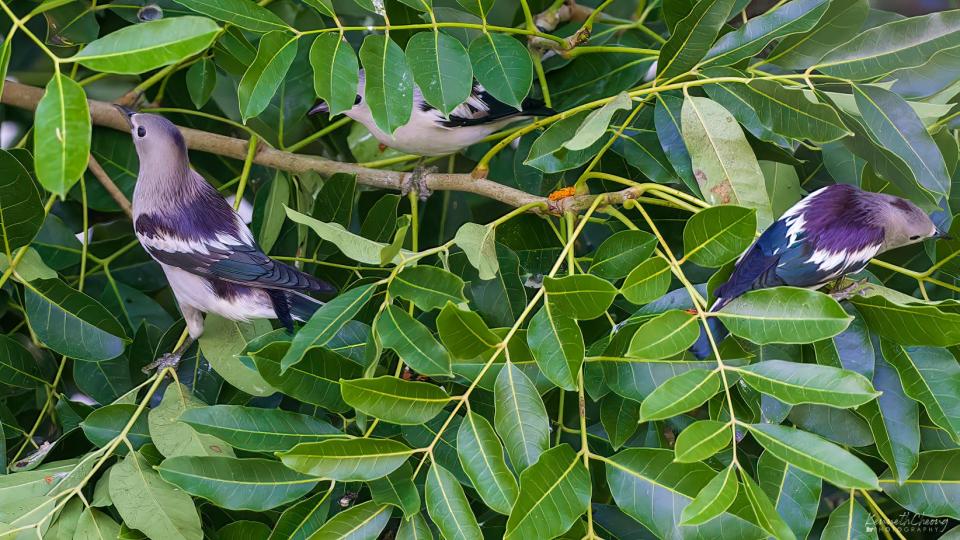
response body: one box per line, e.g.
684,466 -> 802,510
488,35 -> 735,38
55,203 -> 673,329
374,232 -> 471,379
401,166 -> 435,201
142,352 -> 182,373
830,278 -> 871,302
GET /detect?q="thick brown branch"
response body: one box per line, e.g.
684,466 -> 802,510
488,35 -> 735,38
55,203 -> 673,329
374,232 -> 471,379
1,81 -> 620,214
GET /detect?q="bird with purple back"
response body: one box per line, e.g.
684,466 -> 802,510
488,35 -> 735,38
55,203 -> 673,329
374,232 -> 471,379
118,108 -> 336,371
691,184 -> 948,359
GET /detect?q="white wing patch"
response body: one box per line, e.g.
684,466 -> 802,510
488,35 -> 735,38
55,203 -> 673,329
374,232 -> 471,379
807,243 -> 881,273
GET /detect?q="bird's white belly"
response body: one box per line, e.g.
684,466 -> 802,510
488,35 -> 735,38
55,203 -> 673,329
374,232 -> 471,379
351,109 -> 506,156
160,264 -> 276,321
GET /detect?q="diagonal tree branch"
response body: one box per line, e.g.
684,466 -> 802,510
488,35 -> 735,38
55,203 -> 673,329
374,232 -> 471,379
1,81 -> 634,214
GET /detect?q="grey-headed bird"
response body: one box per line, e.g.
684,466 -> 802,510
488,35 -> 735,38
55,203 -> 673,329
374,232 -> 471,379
310,71 -> 553,196
691,184 -> 946,359
118,108 -> 335,370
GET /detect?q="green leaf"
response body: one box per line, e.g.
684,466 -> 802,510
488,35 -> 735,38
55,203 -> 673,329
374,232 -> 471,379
255,171 -> 289,253
494,361 -> 550,472
853,294 -> 960,347
71,16 -> 220,74
745,423 -> 879,489
74,507 -> 121,540
884,449 -> 960,519
602,358 -> 748,403
758,452 -> 821,540
252,342 -> 362,412
279,438 -> 415,481
453,222 -> 498,280
397,514 -> 433,540
308,501 -> 391,540
857,351 -> 919,484
767,0 -> 869,69
199,315 -> 277,396
369,462 -> 420,518
81,404 -> 151,451
179,405 -> 342,452
738,467 -> 796,540
761,160 -> 803,217
627,310 -> 700,360
239,31 -> 298,122
388,266 -> 467,312
655,93 -> 700,195
703,0 -> 829,66
281,283 -> 376,370
437,301 -> 500,359
589,230 -> 658,280
702,75 -> 850,144
734,360 -> 879,408
564,92 -> 632,151
821,498 -> 876,540
600,394 -> 640,450
376,305 -> 452,377
717,287 -> 852,344
34,74 -> 91,198
287,207 -> 413,264
457,411 -> 518,514
172,0 -> 287,32
340,376 -> 449,425
815,10 -> 960,80
674,420 -> 731,463
681,95 -> 774,228
405,31 -> 472,117
268,487 -> 333,540
543,274 -> 618,320
657,0 -> 735,81
0,335 -> 46,389
881,343 -> 960,444
638,368 -> 719,421
853,84 -> 950,199
605,448 -> 766,539
425,464 -> 483,540
682,205 -> 756,267
468,33 -> 531,109
157,456 -> 317,511
505,444 -> 591,540
110,452 -> 202,540
360,34 -> 414,135
621,257 -> 672,305
310,33 -> 360,116
524,110 -> 609,173
680,465 -> 738,525
0,150 -> 43,259
149,383 -> 233,458
185,57 -> 216,109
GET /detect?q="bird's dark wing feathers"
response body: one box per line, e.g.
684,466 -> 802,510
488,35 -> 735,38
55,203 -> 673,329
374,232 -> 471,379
435,85 -> 554,127
136,213 -> 333,294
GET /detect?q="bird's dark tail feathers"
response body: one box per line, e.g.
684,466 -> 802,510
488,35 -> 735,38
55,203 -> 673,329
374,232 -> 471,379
690,317 -> 729,359
520,96 -> 556,117
289,292 -> 324,323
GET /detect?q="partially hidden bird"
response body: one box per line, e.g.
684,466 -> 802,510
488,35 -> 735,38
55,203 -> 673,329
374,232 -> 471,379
310,71 -> 553,195
690,184 -> 946,359
118,107 -> 336,371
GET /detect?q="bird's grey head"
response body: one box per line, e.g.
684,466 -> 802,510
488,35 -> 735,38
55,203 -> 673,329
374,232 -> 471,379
115,107 -> 189,171
872,193 -> 941,251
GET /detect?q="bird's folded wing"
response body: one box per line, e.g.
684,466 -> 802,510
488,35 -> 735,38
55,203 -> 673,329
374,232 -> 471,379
439,85 -> 552,127
139,230 -> 331,293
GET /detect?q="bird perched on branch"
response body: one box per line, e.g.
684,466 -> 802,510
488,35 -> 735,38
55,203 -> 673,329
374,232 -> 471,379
310,70 -> 553,197
691,184 -> 947,359
118,107 -> 335,371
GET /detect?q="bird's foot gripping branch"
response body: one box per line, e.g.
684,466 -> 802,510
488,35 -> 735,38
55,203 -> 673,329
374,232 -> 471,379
2,1 -> 960,539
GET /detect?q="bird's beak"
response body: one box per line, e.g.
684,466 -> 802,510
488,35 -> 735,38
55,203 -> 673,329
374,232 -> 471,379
935,228 -> 953,240
113,104 -> 136,128
308,101 -> 329,116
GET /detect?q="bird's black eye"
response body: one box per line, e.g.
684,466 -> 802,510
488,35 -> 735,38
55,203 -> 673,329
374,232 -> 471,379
910,235 -> 921,241
137,126 -> 146,138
